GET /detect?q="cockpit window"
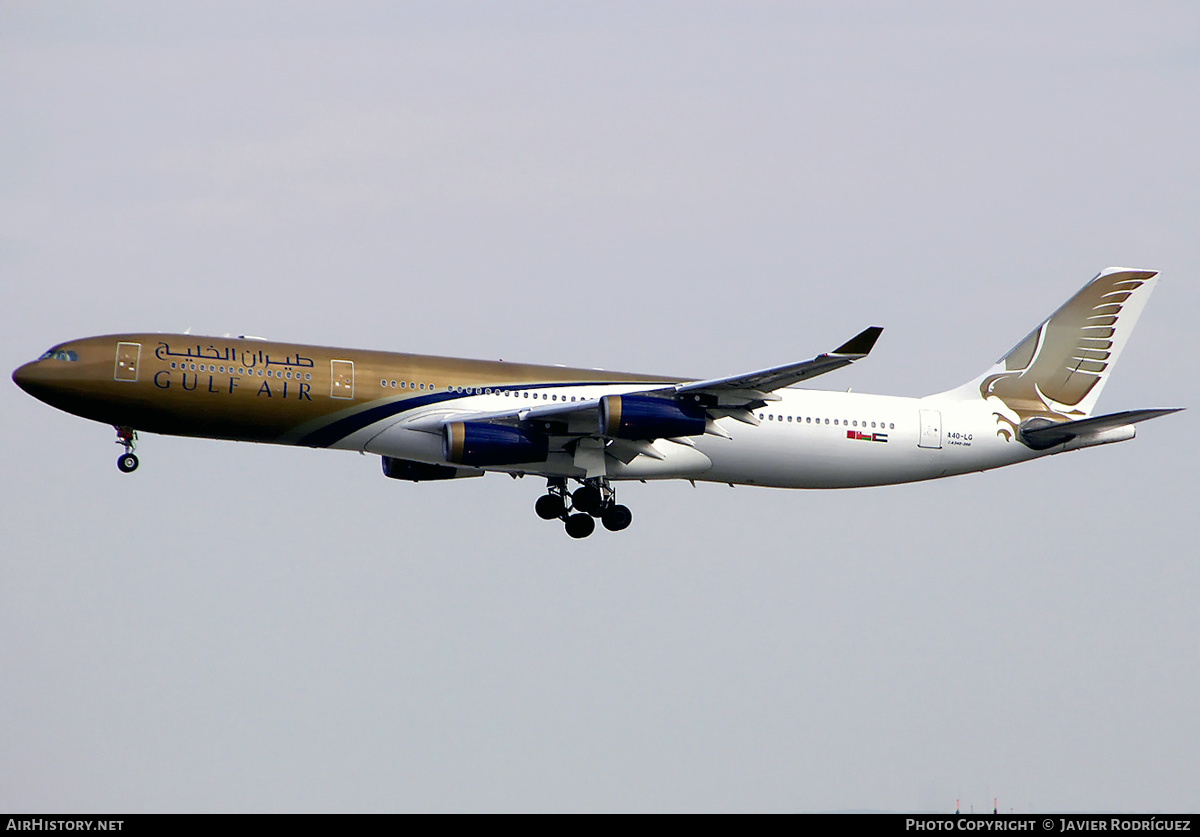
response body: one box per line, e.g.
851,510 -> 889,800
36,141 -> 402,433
39,348 -> 79,362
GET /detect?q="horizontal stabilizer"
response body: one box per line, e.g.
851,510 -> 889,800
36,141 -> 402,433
1019,408 -> 1182,450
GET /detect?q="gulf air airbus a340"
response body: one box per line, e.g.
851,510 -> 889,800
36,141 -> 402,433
12,267 -> 1182,538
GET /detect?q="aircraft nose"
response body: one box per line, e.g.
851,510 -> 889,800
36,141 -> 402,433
12,361 -> 49,398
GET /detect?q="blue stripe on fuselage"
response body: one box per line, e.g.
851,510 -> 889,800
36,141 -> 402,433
295,381 -> 627,448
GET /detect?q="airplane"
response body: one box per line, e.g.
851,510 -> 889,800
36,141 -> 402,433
12,267 -> 1182,538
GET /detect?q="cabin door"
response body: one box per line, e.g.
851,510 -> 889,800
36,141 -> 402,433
330,359 -> 355,399
114,342 -> 141,382
918,409 -> 942,449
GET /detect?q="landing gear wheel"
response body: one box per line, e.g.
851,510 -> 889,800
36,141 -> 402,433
572,485 -> 603,516
601,504 -> 632,532
564,513 -> 596,539
535,494 -> 565,520
114,426 -> 139,472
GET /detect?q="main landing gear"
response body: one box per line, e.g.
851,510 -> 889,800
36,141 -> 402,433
115,426 -> 139,473
535,477 -> 632,538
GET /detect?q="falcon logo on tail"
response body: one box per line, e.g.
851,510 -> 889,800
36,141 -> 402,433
963,268 -> 1159,440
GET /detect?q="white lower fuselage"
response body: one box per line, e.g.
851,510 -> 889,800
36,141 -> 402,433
347,385 -> 1040,490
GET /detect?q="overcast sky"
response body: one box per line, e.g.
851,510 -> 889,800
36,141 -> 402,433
2,1 -> 1197,813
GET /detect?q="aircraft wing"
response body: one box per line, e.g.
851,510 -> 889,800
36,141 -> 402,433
664,326 -> 883,406
405,327 -> 883,442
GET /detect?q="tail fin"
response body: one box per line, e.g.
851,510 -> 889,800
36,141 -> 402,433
947,267 -> 1160,424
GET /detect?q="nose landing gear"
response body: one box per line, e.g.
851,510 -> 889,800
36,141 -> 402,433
535,477 -> 632,538
115,426 -> 139,473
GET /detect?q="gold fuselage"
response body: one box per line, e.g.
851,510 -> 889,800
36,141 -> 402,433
13,334 -> 678,449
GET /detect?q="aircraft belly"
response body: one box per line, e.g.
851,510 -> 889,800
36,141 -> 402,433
607,441 -> 713,479
697,426 -> 943,489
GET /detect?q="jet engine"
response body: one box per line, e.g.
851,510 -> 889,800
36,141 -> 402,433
381,456 -> 483,481
442,421 -> 549,467
599,394 -> 707,440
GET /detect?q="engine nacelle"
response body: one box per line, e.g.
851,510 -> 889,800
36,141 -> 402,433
381,456 -> 484,482
443,421 -> 549,467
599,394 -> 707,440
